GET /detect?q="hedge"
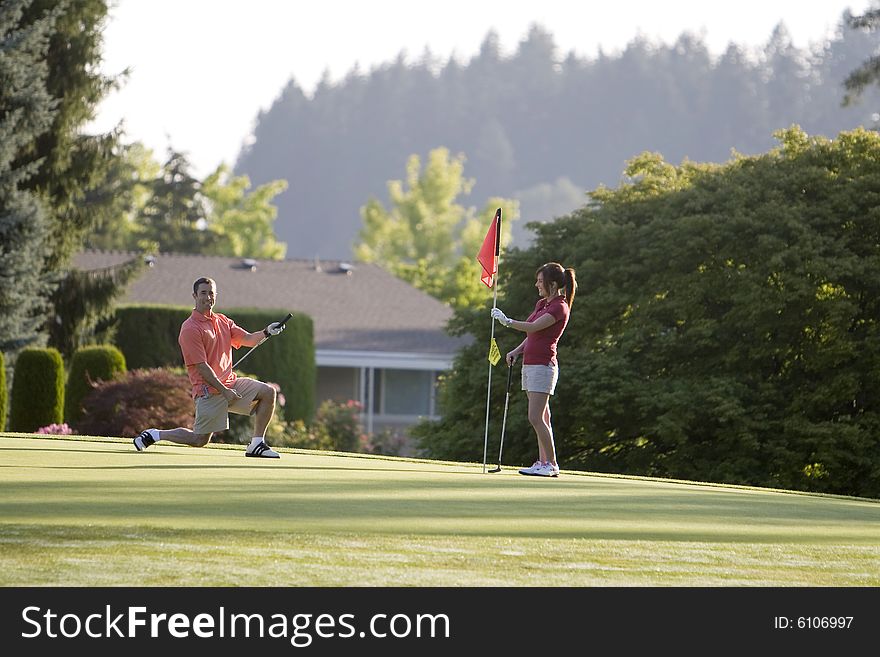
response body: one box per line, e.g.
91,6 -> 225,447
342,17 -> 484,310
9,347 -> 65,432
227,308 -> 316,424
114,304 -> 191,369
65,345 -> 127,425
0,351 -> 7,431
112,305 -> 315,423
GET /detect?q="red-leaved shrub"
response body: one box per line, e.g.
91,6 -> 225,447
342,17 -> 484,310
76,369 -> 194,437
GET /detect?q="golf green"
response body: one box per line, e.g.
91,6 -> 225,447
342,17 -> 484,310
1,434 -> 878,586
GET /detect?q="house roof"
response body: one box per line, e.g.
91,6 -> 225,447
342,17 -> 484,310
73,251 -> 470,358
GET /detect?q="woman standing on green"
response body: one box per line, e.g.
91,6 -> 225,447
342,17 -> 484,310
491,262 -> 577,477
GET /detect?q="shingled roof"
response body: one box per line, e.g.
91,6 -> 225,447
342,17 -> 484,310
73,251 -> 470,357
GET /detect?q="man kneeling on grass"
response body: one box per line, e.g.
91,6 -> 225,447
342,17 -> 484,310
134,276 -> 284,458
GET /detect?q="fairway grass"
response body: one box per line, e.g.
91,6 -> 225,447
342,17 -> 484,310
1,434 -> 878,586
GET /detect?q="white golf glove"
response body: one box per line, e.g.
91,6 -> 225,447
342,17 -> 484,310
264,321 -> 285,337
491,307 -> 513,327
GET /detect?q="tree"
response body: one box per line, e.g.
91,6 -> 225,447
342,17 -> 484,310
83,141 -> 161,251
201,164 -> 288,259
2,0 -> 126,359
240,18 -> 880,263
135,149 -> 214,254
811,9 -> 880,134
48,257 -> 145,360
415,127 -> 880,499
843,4 -> 880,105
84,147 -> 288,258
761,23 -> 810,128
0,0 -> 55,353
14,0 -> 118,273
354,148 -> 519,310
701,44 -> 769,159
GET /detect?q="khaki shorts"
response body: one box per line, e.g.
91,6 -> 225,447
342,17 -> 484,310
522,364 -> 559,395
192,377 -> 264,434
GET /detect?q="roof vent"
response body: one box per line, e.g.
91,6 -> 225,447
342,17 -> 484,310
338,262 -> 354,275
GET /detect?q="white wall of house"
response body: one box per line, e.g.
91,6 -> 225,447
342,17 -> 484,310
315,350 -> 451,442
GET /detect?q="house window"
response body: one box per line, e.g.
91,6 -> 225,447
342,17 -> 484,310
377,369 -> 435,416
316,367 -> 358,404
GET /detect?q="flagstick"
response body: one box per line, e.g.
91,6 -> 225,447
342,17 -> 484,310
477,208 -> 502,475
482,279 -> 498,474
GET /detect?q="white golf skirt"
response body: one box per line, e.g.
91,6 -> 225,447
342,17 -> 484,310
521,364 -> 558,395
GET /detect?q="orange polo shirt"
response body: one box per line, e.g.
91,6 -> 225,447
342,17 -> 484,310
178,310 -> 248,399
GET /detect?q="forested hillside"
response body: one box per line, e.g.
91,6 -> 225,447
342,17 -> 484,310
236,16 -> 880,259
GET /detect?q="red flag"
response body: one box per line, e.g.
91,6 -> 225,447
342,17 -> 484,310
477,208 -> 502,287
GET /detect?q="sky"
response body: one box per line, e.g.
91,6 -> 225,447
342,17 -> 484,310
88,0 -> 875,178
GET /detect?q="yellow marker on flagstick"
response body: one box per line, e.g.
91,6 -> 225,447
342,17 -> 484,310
488,338 -> 501,365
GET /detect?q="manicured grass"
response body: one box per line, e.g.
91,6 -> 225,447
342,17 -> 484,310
1,434 -> 878,586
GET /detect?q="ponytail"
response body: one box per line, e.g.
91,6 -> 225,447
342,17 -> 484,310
564,268 -> 577,307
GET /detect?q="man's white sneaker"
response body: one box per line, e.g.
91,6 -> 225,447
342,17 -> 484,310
246,441 -> 280,458
518,460 -> 543,475
133,429 -> 158,451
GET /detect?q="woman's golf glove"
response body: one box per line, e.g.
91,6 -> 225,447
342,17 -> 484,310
264,322 -> 285,337
491,308 -> 513,327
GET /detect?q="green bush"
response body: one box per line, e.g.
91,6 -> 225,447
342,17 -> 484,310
113,305 -> 191,369
9,347 -> 65,432
366,428 -> 410,456
0,351 -> 7,431
227,308 -> 316,423
113,305 -> 316,423
65,345 -> 127,425
221,415 -> 332,450
313,398 -> 366,452
221,398 -> 373,454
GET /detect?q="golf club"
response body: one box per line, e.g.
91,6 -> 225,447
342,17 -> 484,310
232,312 -> 293,369
488,362 -> 514,473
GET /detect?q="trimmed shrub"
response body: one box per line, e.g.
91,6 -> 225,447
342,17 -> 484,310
9,347 -> 65,432
227,308 -> 316,423
113,305 -> 191,369
65,345 -> 127,425
76,368 -> 194,438
0,351 -> 6,431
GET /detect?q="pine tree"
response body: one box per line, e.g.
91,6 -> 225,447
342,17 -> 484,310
48,258 -> 145,360
136,150 -> 214,253
843,6 -> 880,105
15,0 -> 117,274
6,1 -> 135,357
0,0 -> 55,352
